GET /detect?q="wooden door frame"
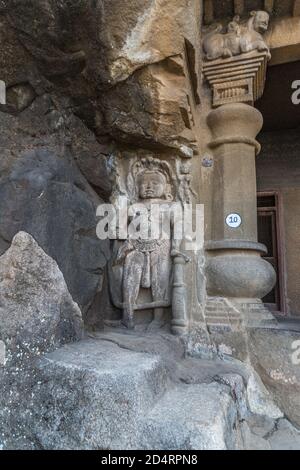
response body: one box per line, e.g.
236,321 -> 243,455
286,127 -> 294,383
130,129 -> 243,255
257,191 -> 288,316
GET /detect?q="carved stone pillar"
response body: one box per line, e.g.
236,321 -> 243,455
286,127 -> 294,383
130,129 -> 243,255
203,46 -> 276,302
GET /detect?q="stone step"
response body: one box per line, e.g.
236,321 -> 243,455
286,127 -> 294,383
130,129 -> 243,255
205,310 -> 241,324
205,307 -> 240,313
140,382 -> 241,450
205,312 -> 241,321
206,318 -> 241,326
205,312 -> 240,317
27,338 -> 170,450
205,310 -> 240,317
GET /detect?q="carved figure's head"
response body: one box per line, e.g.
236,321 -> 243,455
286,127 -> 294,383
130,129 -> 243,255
251,10 -> 270,33
130,156 -> 173,202
138,170 -> 167,200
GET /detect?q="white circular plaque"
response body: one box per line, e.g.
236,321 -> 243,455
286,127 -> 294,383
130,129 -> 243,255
226,213 -> 242,228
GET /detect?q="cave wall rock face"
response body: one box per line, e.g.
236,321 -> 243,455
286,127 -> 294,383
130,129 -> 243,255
1,0 -> 201,153
0,93 -> 111,316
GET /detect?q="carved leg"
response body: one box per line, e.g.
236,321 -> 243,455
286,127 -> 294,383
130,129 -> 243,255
255,42 -> 271,59
147,308 -> 165,332
240,40 -> 250,53
122,310 -> 135,330
122,251 -> 144,329
222,48 -> 233,58
254,41 -> 268,51
154,308 -> 165,322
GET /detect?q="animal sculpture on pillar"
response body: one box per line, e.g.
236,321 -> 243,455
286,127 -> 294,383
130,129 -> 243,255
203,10 -> 271,61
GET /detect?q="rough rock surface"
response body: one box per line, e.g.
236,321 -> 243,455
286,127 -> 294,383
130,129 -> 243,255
0,0 -> 201,155
249,327 -> 300,427
140,382 -> 240,450
1,327 -> 299,450
0,231 -> 83,364
269,419 -> 300,450
0,94 -> 111,316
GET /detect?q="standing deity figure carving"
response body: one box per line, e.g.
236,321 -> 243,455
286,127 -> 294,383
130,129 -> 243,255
108,157 -> 189,332
203,10 -> 270,61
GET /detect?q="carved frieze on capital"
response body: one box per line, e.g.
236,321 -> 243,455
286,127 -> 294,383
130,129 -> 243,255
202,11 -> 271,107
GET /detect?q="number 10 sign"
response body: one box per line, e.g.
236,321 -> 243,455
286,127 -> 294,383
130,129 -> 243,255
226,213 -> 242,228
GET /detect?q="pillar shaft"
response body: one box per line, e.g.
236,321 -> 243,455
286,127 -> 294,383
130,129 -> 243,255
208,103 -> 262,245
205,103 -> 276,299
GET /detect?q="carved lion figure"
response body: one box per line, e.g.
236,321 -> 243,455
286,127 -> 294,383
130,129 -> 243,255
203,10 -> 270,61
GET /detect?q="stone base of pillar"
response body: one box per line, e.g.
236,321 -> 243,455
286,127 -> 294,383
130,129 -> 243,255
205,240 -> 276,300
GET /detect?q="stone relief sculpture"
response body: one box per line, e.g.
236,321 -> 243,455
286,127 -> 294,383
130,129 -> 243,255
177,161 -> 197,204
108,156 -> 191,333
203,10 -> 270,61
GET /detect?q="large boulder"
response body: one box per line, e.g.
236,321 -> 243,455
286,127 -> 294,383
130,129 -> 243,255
0,231 -> 84,448
0,231 -> 83,365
